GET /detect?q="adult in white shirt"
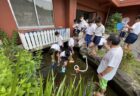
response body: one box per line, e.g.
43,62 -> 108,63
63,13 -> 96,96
55,31 -> 64,51
97,35 -> 123,95
124,15 -> 140,51
85,20 -> 95,46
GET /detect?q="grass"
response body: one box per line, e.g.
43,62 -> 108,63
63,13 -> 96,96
119,51 -> 140,85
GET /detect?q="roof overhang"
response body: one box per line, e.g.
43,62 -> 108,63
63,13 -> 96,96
111,0 -> 140,7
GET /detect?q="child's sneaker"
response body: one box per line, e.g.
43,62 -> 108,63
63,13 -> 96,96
61,67 -> 66,73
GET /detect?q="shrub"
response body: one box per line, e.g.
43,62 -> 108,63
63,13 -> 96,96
106,12 -> 122,34
0,29 -> 95,96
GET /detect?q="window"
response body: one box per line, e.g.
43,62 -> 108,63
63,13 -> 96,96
9,0 -> 54,29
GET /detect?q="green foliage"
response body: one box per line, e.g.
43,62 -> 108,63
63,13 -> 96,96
0,30 -> 42,96
0,29 -> 10,46
0,29 -> 18,47
106,12 -> 122,34
43,74 -> 94,96
0,48 -> 41,96
11,30 -> 19,46
0,30 -> 95,96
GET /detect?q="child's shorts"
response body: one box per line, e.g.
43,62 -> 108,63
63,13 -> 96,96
85,34 -> 92,46
99,78 -> 108,90
125,33 -> 138,44
119,31 -> 126,38
93,36 -> 102,45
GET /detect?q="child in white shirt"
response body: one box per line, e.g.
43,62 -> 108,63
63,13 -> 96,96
88,37 -> 110,57
68,37 -> 75,63
49,44 -> 61,67
68,37 -> 75,53
92,18 -> 105,55
73,19 -> 81,35
55,31 -> 64,51
98,37 -> 109,50
78,16 -> 88,32
93,18 -> 105,46
85,20 -> 95,46
59,49 -> 71,73
124,15 -> 140,51
78,31 -> 86,47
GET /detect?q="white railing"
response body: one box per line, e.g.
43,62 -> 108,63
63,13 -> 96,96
19,28 -> 70,51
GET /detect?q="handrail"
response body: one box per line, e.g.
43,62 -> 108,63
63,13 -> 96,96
18,28 -> 70,51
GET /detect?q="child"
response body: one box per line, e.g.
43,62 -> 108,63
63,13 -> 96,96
93,17 -> 105,50
59,49 -> 71,73
68,37 -> 75,54
98,36 -> 110,51
78,31 -> 86,47
119,17 -> 130,40
55,31 -> 64,51
49,44 -> 61,67
88,37 -> 110,57
73,19 -> 80,35
124,15 -> 140,51
78,16 -> 88,32
85,20 -> 95,47
68,37 -> 75,63
119,25 -> 129,40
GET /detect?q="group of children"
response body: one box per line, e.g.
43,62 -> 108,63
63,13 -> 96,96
73,15 -> 140,55
72,15 -> 140,96
49,15 -> 140,96
73,16 -> 109,56
49,31 -> 75,73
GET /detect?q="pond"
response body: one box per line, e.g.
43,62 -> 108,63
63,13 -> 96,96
40,48 -> 118,96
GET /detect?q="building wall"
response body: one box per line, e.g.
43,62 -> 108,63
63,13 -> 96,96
110,5 -> 140,26
53,0 -> 67,28
77,0 -> 109,24
0,0 -> 17,38
65,0 -> 77,31
0,0 -> 109,37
